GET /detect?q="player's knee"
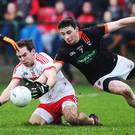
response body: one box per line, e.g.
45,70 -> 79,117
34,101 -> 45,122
29,115 -> 46,125
29,118 -> 38,125
29,118 -> 46,125
121,88 -> 133,98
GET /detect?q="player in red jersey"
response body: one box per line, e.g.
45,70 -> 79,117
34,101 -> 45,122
0,39 -> 101,126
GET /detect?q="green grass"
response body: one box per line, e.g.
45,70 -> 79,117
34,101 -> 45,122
0,84 -> 135,135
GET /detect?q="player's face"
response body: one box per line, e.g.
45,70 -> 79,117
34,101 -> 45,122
59,26 -> 79,45
16,47 -> 35,67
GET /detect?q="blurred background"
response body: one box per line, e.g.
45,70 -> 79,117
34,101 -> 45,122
0,0 -> 135,84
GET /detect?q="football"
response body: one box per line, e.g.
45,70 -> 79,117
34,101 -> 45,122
10,86 -> 32,107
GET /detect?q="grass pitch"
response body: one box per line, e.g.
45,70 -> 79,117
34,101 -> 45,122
0,84 -> 135,135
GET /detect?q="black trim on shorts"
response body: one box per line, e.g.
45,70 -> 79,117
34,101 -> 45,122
127,66 -> 135,79
103,77 -> 122,92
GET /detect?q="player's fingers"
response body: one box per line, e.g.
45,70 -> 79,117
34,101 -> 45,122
31,90 -> 38,95
31,93 -> 38,97
32,94 -> 39,99
31,88 -> 36,90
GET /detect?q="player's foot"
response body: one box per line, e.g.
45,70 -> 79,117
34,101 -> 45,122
89,113 -> 103,126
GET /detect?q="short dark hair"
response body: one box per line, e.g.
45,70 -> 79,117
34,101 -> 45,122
58,17 -> 77,29
17,39 -> 34,52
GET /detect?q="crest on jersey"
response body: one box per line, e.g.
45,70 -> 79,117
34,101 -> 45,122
23,72 -> 28,76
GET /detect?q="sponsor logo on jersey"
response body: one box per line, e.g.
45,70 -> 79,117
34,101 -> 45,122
77,50 -> 97,64
30,70 -> 37,77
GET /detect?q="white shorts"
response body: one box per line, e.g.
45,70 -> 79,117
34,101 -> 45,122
94,55 -> 134,90
33,95 -> 77,124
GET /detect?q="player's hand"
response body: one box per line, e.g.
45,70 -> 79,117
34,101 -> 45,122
89,114 -> 103,126
24,79 -> 49,99
23,78 -> 35,90
31,82 -> 49,99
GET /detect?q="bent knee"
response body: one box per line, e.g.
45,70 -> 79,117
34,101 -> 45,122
121,88 -> 134,99
29,114 -> 46,125
29,119 -> 45,125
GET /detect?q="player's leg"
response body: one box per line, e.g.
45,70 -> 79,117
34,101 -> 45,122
107,80 -> 135,108
94,55 -> 135,108
62,101 -> 101,125
29,108 -> 53,125
29,113 -> 47,125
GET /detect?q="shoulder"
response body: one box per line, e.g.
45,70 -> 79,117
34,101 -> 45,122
13,63 -> 23,74
35,53 -> 53,64
81,24 -> 104,32
13,63 -> 23,71
57,40 -> 69,54
60,40 -> 69,48
81,24 -> 106,36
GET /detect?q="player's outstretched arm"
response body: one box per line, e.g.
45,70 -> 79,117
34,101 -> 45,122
24,66 -> 57,99
0,79 -> 20,105
41,67 -> 56,89
107,17 -> 135,33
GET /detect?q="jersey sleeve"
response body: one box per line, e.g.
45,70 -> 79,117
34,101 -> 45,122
84,23 -> 109,38
38,53 -> 56,72
54,44 -> 69,64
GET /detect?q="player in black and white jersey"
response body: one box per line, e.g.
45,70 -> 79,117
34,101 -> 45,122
54,17 -> 135,109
